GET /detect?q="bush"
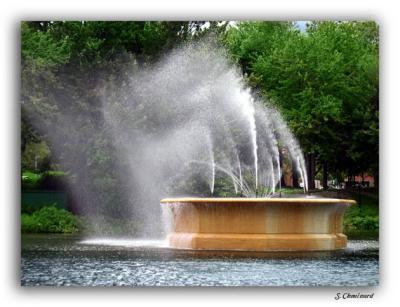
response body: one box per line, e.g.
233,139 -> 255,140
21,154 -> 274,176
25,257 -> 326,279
21,203 -> 41,215
344,215 -> 379,231
339,192 -> 379,239
21,206 -> 79,233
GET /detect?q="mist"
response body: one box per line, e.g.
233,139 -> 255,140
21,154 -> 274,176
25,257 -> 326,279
23,39 -> 307,238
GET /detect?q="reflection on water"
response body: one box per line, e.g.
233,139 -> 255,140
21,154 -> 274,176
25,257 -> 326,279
21,234 -> 379,286
81,238 -> 169,248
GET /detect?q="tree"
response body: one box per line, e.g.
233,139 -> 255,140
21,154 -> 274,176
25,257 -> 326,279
21,21 -> 188,215
21,21 -> 221,221
224,21 -> 379,189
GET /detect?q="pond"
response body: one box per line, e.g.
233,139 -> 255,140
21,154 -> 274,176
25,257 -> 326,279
21,234 -> 379,287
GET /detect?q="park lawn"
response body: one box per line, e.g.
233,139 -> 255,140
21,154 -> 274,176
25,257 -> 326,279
22,171 -> 42,184
22,171 -> 44,189
278,187 -> 305,194
22,170 -> 67,189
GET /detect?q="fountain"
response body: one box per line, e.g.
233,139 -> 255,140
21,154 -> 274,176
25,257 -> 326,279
136,42 -> 355,252
161,197 -> 355,251
105,41 -> 356,248
27,38 -> 355,244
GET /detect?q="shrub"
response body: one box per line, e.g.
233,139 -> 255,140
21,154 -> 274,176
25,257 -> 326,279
21,206 -> 79,233
344,214 -> 379,232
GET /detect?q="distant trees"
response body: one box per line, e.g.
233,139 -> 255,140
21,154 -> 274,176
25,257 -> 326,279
224,21 -> 379,188
21,20 -> 379,202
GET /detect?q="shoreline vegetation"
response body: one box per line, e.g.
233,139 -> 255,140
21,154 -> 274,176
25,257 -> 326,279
21,188 -> 379,240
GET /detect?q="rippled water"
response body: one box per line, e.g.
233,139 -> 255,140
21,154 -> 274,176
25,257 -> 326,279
21,234 -> 379,287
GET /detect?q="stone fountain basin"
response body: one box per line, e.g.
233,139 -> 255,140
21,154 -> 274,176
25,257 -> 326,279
161,197 -> 356,251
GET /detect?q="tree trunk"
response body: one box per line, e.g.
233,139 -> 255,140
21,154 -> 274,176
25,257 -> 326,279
281,173 -> 287,188
322,160 -> 328,190
292,159 -> 299,188
306,153 -> 316,190
279,150 -> 286,187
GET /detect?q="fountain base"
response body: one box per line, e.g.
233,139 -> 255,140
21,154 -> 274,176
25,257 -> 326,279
167,232 -> 347,251
161,198 -> 355,251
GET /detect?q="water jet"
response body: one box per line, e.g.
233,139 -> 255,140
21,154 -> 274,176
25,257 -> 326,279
161,197 -> 355,251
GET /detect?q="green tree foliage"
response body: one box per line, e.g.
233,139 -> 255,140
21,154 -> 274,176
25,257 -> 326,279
225,21 -> 379,183
21,21 -> 213,217
223,21 -> 291,77
21,22 -> 71,68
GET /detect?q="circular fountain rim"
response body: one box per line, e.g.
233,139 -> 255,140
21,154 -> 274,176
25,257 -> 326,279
160,197 -> 356,205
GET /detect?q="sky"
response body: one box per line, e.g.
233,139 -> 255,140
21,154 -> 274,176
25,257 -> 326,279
295,20 -> 309,32
199,20 -> 309,33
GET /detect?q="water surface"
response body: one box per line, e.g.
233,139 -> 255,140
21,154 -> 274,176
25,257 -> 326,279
21,234 -> 379,286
